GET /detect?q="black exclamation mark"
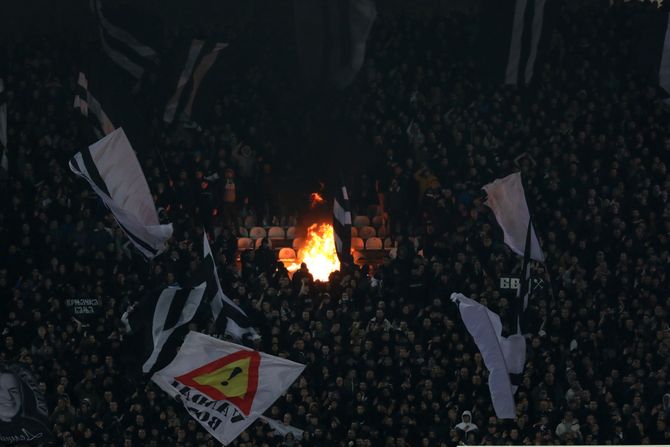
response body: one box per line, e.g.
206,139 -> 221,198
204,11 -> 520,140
221,367 -> 243,386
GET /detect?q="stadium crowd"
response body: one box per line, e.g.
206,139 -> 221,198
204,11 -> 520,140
1,1 -> 670,446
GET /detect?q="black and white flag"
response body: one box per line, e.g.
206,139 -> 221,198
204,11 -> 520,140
69,128 -> 173,258
124,283 -> 208,374
202,233 -> 260,341
481,0 -> 554,85
482,172 -> 544,262
451,293 -> 526,420
294,0 -> 376,89
90,0 -> 159,81
74,72 -> 115,139
163,40 -> 228,124
333,182 -> 353,264
0,363 -> 52,444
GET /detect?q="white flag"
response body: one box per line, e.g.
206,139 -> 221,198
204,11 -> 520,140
151,331 -> 305,445
259,416 -> 304,440
482,172 -> 544,262
451,293 -> 526,419
69,128 -> 173,258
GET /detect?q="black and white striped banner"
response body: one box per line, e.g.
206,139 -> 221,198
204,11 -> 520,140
660,9 -> 670,103
90,0 -> 159,81
125,283 -> 208,374
69,128 -> 173,259
201,233 -> 260,341
504,0 -> 549,85
333,183 -> 353,264
163,40 -> 228,124
74,72 -> 116,139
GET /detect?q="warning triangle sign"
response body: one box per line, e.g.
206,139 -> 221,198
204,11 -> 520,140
174,350 -> 260,415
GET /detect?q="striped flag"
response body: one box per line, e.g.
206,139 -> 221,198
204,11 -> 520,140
513,219 -> 533,334
333,182 -> 353,264
90,0 -> 159,81
124,283 -> 209,374
201,233 -> 260,341
481,0 -> 555,85
74,72 -> 115,139
163,40 -> 228,124
294,0 -> 376,89
69,128 -> 173,259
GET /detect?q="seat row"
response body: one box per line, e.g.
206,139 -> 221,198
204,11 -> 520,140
238,225 -> 387,241
237,236 -> 393,251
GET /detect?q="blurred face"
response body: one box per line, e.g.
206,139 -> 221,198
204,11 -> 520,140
0,374 -> 21,421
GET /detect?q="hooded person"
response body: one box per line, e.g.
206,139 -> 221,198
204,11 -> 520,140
455,410 -> 479,434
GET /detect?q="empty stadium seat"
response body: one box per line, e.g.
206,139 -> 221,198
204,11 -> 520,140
350,226 -> 358,238
383,237 -> 394,249
243,215 -> 257,228
278,247 -> 296,261
353,215 -> 370,228
377,226 -> 389,238
238,227 -> 249,237
268,226 -> 285,240
292,237 -> 304,251
371,215 -> 384,228
286,226 -> 296,239
358,226 -> 376,240
365,237 -> 383,250
249,227 -> 267,240
237,237 -> 253,250
351,237 -> 364,251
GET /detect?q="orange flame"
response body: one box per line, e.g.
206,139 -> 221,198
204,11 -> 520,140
309,192 -> 325,209
286,223 -> 340,282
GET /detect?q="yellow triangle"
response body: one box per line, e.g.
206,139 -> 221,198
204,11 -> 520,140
192,357 -> 250,398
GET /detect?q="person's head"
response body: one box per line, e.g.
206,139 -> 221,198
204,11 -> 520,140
0,373 -> 21,422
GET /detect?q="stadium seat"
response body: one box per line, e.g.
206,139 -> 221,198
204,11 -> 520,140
377,226 -> 389,238
243,215 -> 257,228
249,227 -> 267,240
237,237 -> 253,250
268,226 -> 285,240
358,226 -> 376,240
353,215 -> 370,228
350,226 -> 358,238
371,215 -> 384,228
292,237 -> 304,251
383,237 -> 394,249
255,238 -> 271,249
278,247 -> 296,261
365,237 -> 383,250
238,227 -> 249,237
351,237 -> 364,251
286,226 -> 296,239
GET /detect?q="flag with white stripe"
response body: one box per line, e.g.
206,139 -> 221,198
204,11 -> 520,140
451,292 -> 526,420
482,172 -> 544,262
481,0 -> 555,85
69,128 -> 173,259
163,40 -> 228,124
90,0 -> 159,82
201,233 -> 261,341
333,182 -> 353,264
74,72 -> 115,139
294,0 -> 376,89
125,284 -> 209,374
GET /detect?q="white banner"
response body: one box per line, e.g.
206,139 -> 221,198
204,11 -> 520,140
151,332 -> 304,445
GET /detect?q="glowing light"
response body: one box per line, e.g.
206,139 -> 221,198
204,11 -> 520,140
286,223 -> 340,281
309,193 -> 325,209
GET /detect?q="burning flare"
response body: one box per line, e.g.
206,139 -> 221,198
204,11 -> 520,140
287,223 -> 340,282
309,192 -> 325,209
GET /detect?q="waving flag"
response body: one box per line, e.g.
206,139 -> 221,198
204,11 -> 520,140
482,172 -> 544,262
69,128 -> 173,258
151,331 -> 305,445
451,293 -> 526,419
201,233 -> 260,341
333,182 -> 353,264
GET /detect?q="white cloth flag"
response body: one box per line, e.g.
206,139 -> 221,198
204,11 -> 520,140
482,172 -> 544,262
259,416 -> 304,440
69,128 -> 173,258
152,331 -> 305,446
451,293 -> 526,419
